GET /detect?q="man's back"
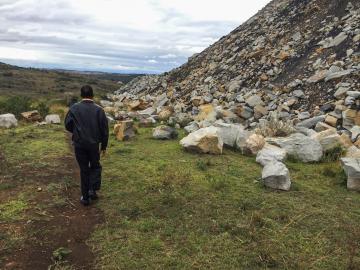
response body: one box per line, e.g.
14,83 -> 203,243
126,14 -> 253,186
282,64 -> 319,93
65,100 -> 109,149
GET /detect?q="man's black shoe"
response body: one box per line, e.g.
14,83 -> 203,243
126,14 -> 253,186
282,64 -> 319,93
89,190 -> 98,200
80,196 -> 90,206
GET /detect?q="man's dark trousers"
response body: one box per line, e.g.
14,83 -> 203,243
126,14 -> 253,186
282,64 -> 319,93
74,143 -> 102,200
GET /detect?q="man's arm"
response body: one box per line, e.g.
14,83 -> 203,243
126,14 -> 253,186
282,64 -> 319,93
99,109 -> 109,151
64,110 -> 74,133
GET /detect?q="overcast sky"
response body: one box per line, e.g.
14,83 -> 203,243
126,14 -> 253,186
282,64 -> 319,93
0,0 -> 271,73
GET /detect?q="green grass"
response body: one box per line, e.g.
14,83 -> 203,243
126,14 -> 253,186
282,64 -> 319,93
0,196 -> 27,221
90,128 -> 360,269
1,124 -> 359,269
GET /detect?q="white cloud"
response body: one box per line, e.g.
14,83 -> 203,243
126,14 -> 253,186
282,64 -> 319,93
0,0 -> 271,73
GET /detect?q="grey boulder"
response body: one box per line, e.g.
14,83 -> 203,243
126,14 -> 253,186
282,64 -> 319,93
341,158 -> 360,191
0,114 -> 18,128
153,125 -> 178,140
267,133 -> 323,163
256,144 -> 287,166
262,161 -> 291,191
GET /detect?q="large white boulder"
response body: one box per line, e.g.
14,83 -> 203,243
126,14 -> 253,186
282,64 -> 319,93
341,158 -> 360,191
262,161 -> 291,191
45,114 -> 61,124
0,114 -> 18,128
267,133 -> 323,163
256,144 -> 287,166
180,126 -> 223,155
214,122 -> 244,146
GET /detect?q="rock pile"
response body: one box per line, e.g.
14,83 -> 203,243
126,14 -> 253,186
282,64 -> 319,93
101,0 -> 359,191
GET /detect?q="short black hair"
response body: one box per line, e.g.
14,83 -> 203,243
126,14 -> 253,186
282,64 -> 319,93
81,85 -> 94,98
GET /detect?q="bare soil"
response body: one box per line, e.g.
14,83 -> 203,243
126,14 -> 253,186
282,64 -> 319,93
1,142 -> 103,270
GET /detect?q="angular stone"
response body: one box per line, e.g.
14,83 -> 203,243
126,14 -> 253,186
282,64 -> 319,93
267,133 -> 323,163
114,120 -> 136,141
325,69 -> 354,82
245,95 -> 264,108
180,126 -> 223,155
214,123 -> 247,149
256,144 -> 287,166
153,125 -> 178,140
244,134 -> 266,155
262,161 -> 291,191
343,109 -> 359,130
315,122 -> 336,132
45,114 -> 61,124
325,115 -> 338,127
184,122 -> 199,134
0,113 -> 18,128
175,113 -> 193,127
196,104 -> 217,122
21,110 -> 41,122
296,115 -> 326,129
341,158 -> 360,191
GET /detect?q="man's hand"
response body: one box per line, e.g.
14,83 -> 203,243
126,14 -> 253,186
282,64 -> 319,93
101,150 -> 106,158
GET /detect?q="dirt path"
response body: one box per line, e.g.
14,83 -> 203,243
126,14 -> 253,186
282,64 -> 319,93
5,138 -> 103,270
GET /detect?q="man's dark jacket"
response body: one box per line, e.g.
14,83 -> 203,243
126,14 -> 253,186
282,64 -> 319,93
65,100 -> 109,150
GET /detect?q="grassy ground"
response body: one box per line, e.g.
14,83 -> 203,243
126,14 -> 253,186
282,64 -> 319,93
93,128 -> 360,270
1,124 -> 359,269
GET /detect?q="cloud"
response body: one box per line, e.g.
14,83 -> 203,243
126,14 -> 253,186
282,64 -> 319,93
0,0 -> 271,73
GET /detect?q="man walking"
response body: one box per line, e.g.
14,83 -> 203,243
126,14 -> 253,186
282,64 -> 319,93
65,85 -> 109,206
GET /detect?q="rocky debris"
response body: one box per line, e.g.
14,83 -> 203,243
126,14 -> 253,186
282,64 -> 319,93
111,0 -> 359,135
180,126 -> 223,154
0,113 -> 18,128
45,114 -> 61,124
21,110 -> 41,122
244,134 -> 266,155
114,120 -> 136,141
341,158 -> 360,191
262,161 -> 291,191
267,133 -> 323,163
256,144 -> 287,166
153,125 -> 178,140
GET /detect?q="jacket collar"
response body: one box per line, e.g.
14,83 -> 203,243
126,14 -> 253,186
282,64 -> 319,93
81,98 -> 94,103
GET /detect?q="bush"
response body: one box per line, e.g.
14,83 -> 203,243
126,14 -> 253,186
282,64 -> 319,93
322,146 -> 346,162
34,101 -> 50,118
255,111 -> 295,137
0,96 -> 32,117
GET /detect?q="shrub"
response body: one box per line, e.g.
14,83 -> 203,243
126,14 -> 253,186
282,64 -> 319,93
34,101 -> 50,118
0,96 -> 32,117
255,111 -> 295,137
322,146 -> 346,162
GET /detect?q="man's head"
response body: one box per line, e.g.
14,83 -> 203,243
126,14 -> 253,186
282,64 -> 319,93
81,85 -> 94,99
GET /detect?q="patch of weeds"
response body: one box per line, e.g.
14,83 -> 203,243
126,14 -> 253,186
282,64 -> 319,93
0,198 -> 27,221
114,147 -> 134,155
196,159 -> 212,171
322,146 -> 346,162
48,261 -> 75,270
47,183 -> 62,193
52,247 -> 72,262
207,175 -> 229,191
0,182 -> 16,191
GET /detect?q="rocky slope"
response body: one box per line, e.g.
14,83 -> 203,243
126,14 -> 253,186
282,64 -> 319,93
110,0 -> 359,130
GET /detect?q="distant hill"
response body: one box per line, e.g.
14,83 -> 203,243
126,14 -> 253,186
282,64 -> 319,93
0,62 -> 143,98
